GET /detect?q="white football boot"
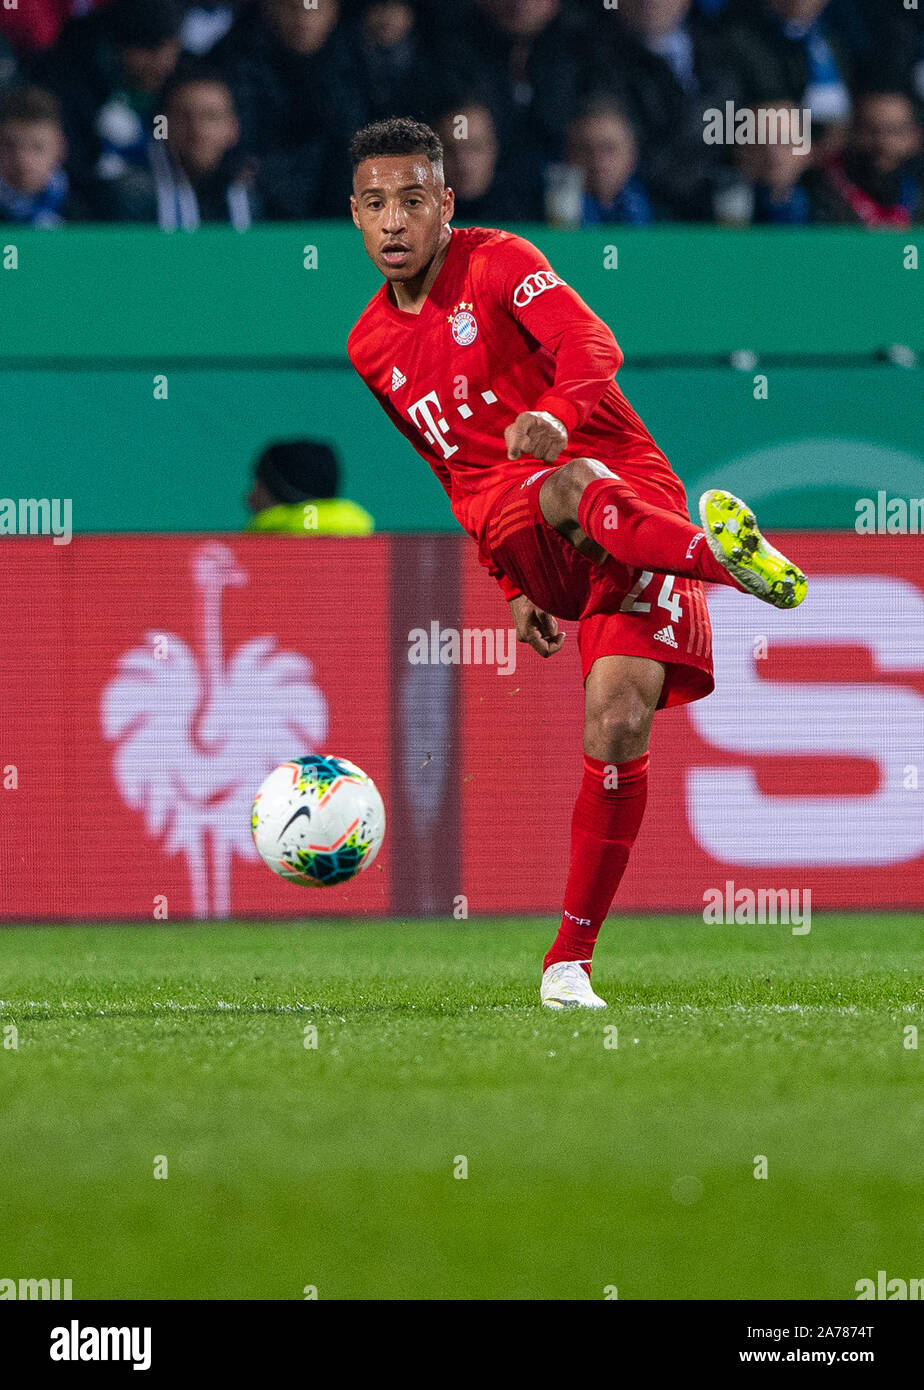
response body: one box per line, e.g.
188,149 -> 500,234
540,960 -> 607,1010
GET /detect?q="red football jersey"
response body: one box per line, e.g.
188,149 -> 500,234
348,226 -> 687,595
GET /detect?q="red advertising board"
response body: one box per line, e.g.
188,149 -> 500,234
0,537 -> 391,920
1,533 -> 921,920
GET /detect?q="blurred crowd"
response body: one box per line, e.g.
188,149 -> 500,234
0,0 -> 921,229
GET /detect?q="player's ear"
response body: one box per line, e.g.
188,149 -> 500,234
442,184 -> 455,225
349,195 -> 361,229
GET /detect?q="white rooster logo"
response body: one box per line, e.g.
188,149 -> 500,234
101,543 -> 328,917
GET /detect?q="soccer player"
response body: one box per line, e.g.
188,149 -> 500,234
347,118 -> 806,1010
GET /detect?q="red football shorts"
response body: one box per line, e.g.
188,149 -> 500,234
482,467 -> 714,708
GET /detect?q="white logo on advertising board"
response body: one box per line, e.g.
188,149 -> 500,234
101,544 -> 328,917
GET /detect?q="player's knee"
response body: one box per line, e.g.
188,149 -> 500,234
564,457 -> 616,492
543,458 -> 611,527
586,700 -> 653,762
543,459 -> 584,516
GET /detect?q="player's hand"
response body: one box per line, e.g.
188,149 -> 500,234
509,594 -> 566,658
504,410 -> 568,464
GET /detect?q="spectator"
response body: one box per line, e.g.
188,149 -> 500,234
0,1 -> 114,56
99,69 -> 258,228
614,0 -> 737,100
563,99 -> 655,224
34,0 -> 184,185
0,85 -> 93,224
723,0 -> 854,153
598,0 -> 744,217
720,100 -> 813,222
347,1 -> 440,123
436,100 -> 538,221
245,440 -> 374,535
806,88 -> 922,225
822,0 -> 922,99
214,0 -> 365,218
453,0 -> 598,188
11,0 -> 917,227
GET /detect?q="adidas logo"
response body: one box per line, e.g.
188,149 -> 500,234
391,366 -> 407,391
653,624 -> 678,647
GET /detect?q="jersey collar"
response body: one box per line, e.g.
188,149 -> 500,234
379,226 -> 456,324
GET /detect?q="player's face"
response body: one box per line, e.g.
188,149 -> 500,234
351,156 -> 453,283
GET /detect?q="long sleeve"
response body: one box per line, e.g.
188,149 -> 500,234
476,233 -> 624,435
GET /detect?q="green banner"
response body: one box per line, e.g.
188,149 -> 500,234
0,227 -> 920,532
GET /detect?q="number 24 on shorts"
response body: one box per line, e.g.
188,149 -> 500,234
620,571 -> 683,622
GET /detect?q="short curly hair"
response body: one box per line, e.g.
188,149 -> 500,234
350,117 -> 444,176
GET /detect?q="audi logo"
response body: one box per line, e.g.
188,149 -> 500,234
512,269 -> 565,307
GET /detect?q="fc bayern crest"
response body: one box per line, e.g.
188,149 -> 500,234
447,301 -> 478,346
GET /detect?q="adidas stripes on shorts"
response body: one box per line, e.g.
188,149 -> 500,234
483,467 -> 715,708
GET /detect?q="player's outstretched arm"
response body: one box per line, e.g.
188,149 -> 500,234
509,594 -> 566,658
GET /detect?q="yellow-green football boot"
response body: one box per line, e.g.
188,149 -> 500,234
698,490 -> 807,609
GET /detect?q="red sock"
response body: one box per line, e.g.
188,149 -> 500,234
544,752 -> 649,976
577,476 -> 737,587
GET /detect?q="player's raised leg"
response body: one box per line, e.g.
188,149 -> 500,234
539,459 -> 806,609
540,654 -> 663,1010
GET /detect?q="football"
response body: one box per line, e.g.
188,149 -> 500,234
251,755 -> 385,887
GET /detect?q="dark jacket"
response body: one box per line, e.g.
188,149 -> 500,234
451,3 -> 598,169
594,13 -> 746,218
803,158 -> 924,225
449,176 -> 544,226
212,4 -> 365,218
343,16 -> 442,126
721,0 -> 855,107
97,146 -> 260,228
32,9 -> 165,185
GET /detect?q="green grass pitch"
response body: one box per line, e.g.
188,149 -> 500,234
0,914 -> 921,1300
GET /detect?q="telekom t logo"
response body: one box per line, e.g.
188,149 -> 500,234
408,391 -> 459,459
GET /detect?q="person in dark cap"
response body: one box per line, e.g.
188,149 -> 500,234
245,439 -> 374,535
34,0 -> 184,187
